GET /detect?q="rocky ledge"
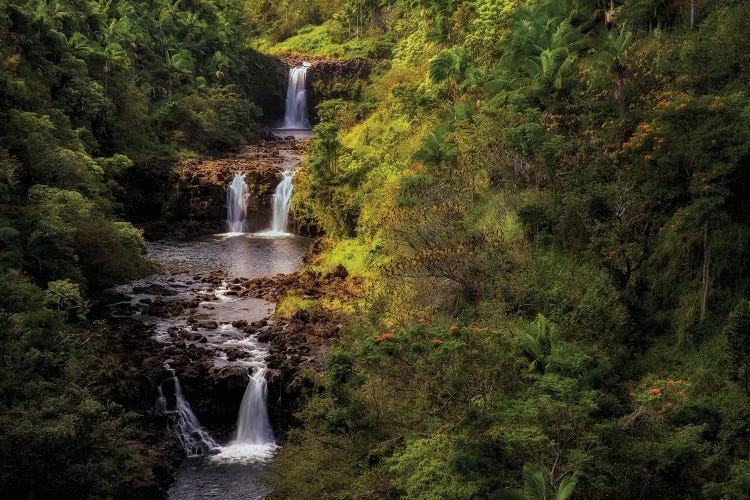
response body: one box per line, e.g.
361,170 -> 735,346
119,139 -> 312,239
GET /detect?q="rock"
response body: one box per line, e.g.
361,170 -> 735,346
329,264 -> 349,279
231,320 -> 248,328
291,309 -> 310,322
198,320 -> 219,330
257,330 -> 273,342
174,329 -> 204,341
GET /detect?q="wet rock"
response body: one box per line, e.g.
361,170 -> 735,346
257,330 -> 273,342
231,320 -> 248,328
197,320 -> 219,330
174,329 -> 204,341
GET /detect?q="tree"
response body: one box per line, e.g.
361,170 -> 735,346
725,300 -> 750,394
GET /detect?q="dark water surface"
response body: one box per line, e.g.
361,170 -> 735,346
148,233 -> 310,278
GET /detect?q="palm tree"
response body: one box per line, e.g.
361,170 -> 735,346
596,26 -> 633,116
412,128 -> 456,169
499,463 -> 578,500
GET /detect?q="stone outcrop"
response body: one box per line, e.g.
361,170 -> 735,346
119,139 -> 311,239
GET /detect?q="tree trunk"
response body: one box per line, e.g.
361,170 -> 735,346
690,0 -> 695,29
700,222 -> 710,319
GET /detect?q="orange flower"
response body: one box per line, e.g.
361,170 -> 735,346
649,388 -> 662,396
382,333 -> 394,340
667,378 -> 675,386
665,402 -> 673,407
629,392 -> 637,398
450,325 -> 458,333
418,317 -> 426,324
701,177 -> 708,182
704,184 -> 711,190
644,155 -> 653,160
712,169 -> 718,174
472,327 -> 481,333
433,339 -> 443,345
677,390 -> 685,396
471,348 -> 479,354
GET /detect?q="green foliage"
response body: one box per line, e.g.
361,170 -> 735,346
725,300 -> 750,394
270,1 -> 750,498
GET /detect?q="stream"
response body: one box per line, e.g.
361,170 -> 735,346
112,62 -> 315,500
125,233 -> 309,500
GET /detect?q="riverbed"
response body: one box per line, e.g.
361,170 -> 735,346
111,232 -> 310,499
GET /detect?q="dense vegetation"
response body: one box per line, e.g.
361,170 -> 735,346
2,0 -> 750,498
262,0 -> 750,498
0,1 -> 283,496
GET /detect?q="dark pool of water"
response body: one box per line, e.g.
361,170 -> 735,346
148,233 -> 311,278
167,457 -> 272,500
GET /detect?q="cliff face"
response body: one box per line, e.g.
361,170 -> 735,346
119,139 -> 309,239
307,58 -> 374,123
278,56 -> 374,126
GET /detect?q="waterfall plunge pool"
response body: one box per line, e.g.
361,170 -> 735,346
112,233 -> 310,499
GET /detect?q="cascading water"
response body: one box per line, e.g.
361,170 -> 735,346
283,64 -> 311,130
270,170 -> 294,234
233,367 -> 275,445
156,366 -> 218,457
226,173 -> 249,233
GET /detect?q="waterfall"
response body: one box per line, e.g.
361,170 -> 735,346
270,170 -> 294,234
283,64 -> 311,129
226,173 -> 249,233
156,366 -> 218,457
233,367 -> 275,445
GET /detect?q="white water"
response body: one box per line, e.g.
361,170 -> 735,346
282,64 -> 311,130
270,170 -> 294,234
234,367 -> 275,444
157,366 -> 218,457
226,173 -> 249,234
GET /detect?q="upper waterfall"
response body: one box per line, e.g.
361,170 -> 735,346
283,63 -> 311,129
